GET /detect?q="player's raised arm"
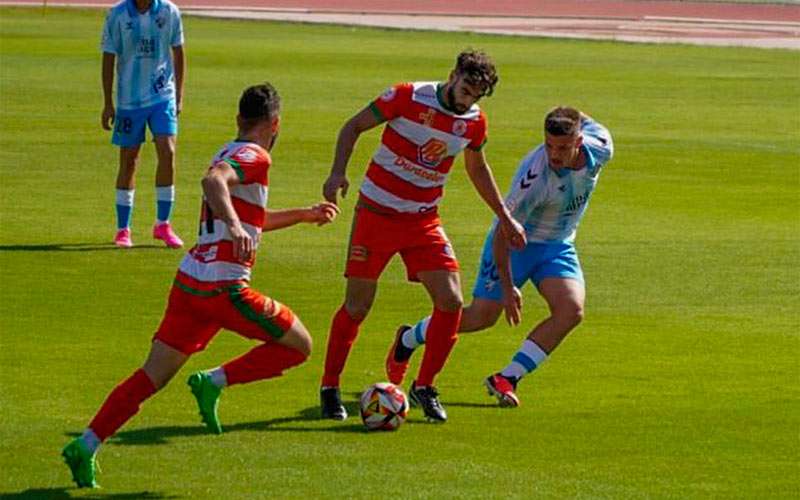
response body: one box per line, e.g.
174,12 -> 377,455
322,104 -> 385,204
464,148 -> 526,250
263,202 -> 340,231
201,162 -> 253,263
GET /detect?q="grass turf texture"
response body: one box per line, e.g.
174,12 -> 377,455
1,7 -> 799,499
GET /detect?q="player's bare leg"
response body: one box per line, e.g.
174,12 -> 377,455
152,135 -> 183,248
62,340 -> 187,488
113,145 -> 140,247
190,317 -> 311,433
405,270 -> 462,422
487,278 -> 585,407
320,277 -> 377,420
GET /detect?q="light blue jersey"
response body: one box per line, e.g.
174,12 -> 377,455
503,117 -> 613,243
101,0 -> 184,110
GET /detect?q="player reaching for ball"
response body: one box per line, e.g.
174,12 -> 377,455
319,49 -> 526,423
388,107 -> 613,407
61,83 -> 339,488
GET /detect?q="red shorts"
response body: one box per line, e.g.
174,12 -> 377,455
345,205 -> 459,281
154,282 -> 296,355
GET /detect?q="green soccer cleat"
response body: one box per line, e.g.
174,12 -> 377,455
61,438 -> 98,488
187,372 -> 223,434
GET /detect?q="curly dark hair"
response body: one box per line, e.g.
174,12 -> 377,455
239,82 -> 281,130
454,49 -> 499,97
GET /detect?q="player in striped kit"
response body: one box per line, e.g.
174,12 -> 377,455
61,83 -> 339,488
389,107 -> 614,407
320,50 -> 526,422
101,0 -> 186,248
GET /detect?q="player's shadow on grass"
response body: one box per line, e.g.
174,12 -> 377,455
0,243 -> 162,252
66,404 -> 367,446
0,488 -> 178,499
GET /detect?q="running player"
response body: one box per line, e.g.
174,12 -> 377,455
61,83 -> 339,488
387,107 -> 613,407
102,0 -> 186,248
320,50 -> 526,423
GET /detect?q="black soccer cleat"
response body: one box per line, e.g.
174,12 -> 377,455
408,381 -> 447,423
320,387 -> 348,421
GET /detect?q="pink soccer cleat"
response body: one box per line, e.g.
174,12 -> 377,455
153,222 -> 183,249
484,373 -> 521,408
114,228 -> 133,248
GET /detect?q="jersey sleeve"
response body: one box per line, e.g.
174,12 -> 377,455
467,111 -> 488,151
581,118 -> 613,176
223,146 -> 270,184
368,82 -> 412,123
505,149 -> 545,223
100,10 -> 120,54
170,6 -> 184,47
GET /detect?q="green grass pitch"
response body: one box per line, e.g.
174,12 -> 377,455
0,7 -> 798,499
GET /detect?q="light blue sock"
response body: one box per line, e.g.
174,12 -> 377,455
115,189 -> 134,230
402,316 -> 430,350
156,185 -> 175,223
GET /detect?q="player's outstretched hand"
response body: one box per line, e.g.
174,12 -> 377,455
101,105 -> 115,131
323,173 -> 349,204
499,216 -> 526,250
502,285 -> 523,326
307,202 -> 341,226
229,222 -> 254,263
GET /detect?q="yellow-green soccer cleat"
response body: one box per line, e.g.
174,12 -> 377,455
187,372 -> 223,434
61,438 -> 98,488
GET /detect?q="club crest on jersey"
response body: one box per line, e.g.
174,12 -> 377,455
418,138 -> 448,168
452,119 -> 467,137
380,87 -> 397,102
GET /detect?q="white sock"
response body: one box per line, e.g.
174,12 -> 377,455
500,339 -> 548,381
208,367 -> 227,388
81,428 -> 101,455
402,316 -> 430,349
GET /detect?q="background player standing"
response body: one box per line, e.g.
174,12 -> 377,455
101,0 -> 186,248
319,50 -> 525,423
389,107 -> 613,407
62,83 -> 339,488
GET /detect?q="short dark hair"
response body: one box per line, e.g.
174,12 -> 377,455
239,83 -> 281,130
544,106 -> 581,136
454,49 -> 498,97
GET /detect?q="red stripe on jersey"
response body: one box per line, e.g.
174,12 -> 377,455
200,197 -> 265,229
365,163 -> 443,203
382,126 -> 455,174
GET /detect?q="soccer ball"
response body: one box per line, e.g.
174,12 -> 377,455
359,382 -> 409,431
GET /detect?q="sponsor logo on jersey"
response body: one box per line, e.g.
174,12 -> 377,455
452,120 -> 467,136
393,156 -> 444,183
193,245 -> 218,263
418,138 -> 448,168
380,87 -> 397,102
233,148 -> 258,163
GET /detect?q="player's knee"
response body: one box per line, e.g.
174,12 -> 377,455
555,302 -> 584,329
344,299 -> 372,322
296,333 -> 312,358
435,292 -> 463,313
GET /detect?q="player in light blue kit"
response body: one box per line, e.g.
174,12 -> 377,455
101,0 -> 185,248
385,107 -> 613,406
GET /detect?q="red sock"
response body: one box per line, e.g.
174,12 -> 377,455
222,343 -> 307,386
321,306 -> 362,387
88,369 -> 157,442
416,307 -> 462,387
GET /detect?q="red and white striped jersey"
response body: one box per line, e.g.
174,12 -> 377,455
176,141 -> 270,293
361,81 -> 488,215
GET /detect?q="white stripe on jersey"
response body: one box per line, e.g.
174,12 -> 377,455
410,82 -> 481,120
372,144 -> 449,189
231,184 -> 268,207
388,116 -> 471,152
178,256 -> 252,283
360,177 -> 442,214
198,220 -> 261,246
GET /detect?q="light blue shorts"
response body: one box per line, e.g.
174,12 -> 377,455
472,231 -> 584,302
112,99 -> 177,147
